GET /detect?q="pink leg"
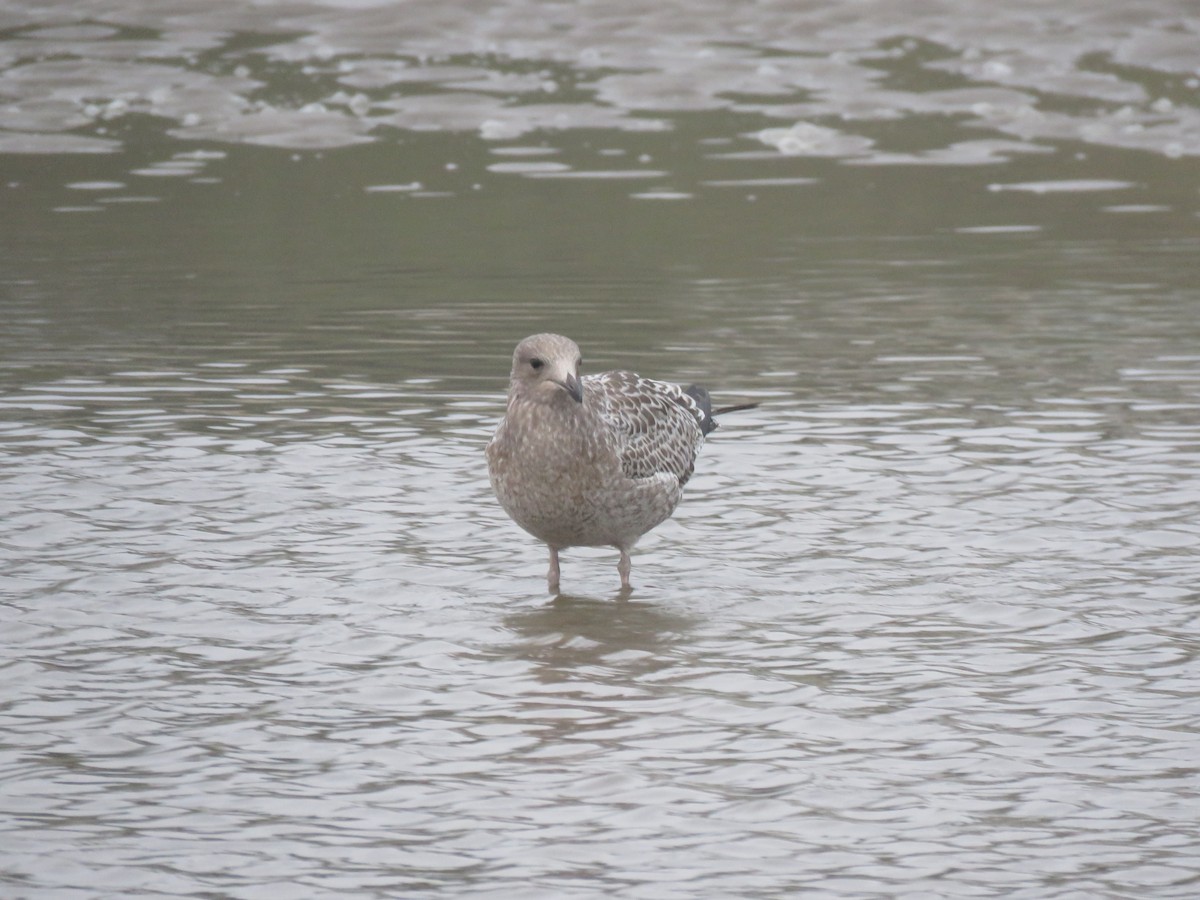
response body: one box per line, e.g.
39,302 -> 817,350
617,547 -> 632,592
547,546 -> 561,593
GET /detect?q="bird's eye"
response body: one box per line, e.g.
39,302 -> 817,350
576,357 -> 582,369
530,358 -> 545,371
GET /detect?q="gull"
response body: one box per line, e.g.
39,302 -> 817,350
486,333 -> 754,593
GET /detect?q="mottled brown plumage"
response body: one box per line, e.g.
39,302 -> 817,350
486,333 -> 748,593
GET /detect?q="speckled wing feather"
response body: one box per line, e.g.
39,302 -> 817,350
584,370 -> 708,486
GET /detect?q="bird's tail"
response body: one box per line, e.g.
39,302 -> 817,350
714,402 -> 759,416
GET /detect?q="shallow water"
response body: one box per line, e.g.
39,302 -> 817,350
3,2 -> 1200,897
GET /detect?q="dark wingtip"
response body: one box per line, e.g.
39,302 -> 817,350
684,384 -> 718,435
686,386 -> 758,435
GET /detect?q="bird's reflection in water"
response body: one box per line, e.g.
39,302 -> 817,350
501,590 -> 701,684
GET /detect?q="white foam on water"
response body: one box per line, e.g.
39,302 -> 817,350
955,225 -> 1043,234
65,181 -> 126,190
0,133 -> 119,154
489,146 -> 561,156
523,169 -> 669,180
757,122 -> 875,157
486,160 -> 571,174
630,191 -> 694,200
703,178 -> 818,187
364,182 -> 424,192
2,0 -> 1197,158
988,179 -> 1137,193
1103,204 -> 1172,213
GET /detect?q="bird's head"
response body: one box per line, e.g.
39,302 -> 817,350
510,333 -> 584,404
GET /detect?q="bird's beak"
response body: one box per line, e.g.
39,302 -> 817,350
554,373 -> 583,404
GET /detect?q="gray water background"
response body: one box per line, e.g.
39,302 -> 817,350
2,2 -> 1199,897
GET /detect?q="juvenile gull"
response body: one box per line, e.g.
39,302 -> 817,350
486,333 -> 754,593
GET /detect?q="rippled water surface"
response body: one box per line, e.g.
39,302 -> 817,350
3,1 -> 1200,897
